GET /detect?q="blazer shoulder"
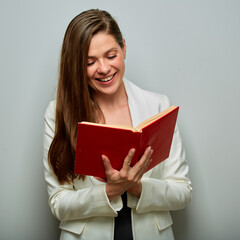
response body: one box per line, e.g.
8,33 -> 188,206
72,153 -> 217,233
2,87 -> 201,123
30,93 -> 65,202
44,100 -> 56,134
141,88 -> 171,110
124,78 -> 171,112
44,100 -> 56,120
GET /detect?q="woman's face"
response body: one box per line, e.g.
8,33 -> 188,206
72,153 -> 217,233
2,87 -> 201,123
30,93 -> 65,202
87,32 -> 126,97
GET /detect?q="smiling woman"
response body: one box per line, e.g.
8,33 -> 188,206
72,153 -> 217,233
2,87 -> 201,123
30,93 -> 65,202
43,9 -> 192,240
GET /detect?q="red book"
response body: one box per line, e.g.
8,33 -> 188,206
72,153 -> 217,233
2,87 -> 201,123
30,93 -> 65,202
74,106 -> 179,179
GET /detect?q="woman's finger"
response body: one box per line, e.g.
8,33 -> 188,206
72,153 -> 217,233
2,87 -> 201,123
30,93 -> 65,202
121,148 -> 135,172
94,176 -> 107,182
102,155 -> 114,177
132,147 -> 153,179
136,146 -> 152,169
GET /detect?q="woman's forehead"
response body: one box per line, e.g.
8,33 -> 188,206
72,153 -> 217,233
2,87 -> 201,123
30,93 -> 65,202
88,32 -> 120,56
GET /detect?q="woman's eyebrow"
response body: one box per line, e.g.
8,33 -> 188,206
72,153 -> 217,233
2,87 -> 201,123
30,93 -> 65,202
105,47 -> 118,54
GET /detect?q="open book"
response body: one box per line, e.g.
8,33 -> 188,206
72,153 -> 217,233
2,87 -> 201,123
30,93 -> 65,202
74,105 -> 179,178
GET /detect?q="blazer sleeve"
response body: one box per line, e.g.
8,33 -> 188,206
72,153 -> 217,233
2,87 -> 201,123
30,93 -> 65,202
127,92 -> 192,213
43,101 -> 120,221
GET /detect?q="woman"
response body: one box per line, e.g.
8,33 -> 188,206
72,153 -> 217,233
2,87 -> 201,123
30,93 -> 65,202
43,9 -> 192,240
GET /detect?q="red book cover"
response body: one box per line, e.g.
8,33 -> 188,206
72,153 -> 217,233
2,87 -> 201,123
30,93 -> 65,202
74,106 -> 179,179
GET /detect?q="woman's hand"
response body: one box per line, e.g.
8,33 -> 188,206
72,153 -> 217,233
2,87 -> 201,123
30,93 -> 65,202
102,146 -> 153,201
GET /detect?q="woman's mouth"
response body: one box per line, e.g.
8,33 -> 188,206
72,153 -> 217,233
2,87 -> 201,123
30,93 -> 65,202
96,73 -> 116,82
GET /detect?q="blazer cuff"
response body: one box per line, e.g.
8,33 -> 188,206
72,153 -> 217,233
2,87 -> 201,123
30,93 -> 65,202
127,192 -> 139,208
103,185 -> 123,212
135,178 -> 156,213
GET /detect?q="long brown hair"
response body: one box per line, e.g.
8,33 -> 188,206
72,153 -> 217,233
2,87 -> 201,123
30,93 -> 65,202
48,9 -> 124,184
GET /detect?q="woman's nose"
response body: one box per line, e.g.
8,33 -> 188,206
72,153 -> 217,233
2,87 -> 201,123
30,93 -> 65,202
97,59 -> 110,74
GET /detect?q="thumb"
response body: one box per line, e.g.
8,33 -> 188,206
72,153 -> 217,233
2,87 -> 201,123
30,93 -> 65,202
94,177 -> 107,182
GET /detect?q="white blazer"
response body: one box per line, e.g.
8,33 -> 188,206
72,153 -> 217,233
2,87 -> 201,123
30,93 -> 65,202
43,79 -> 192,240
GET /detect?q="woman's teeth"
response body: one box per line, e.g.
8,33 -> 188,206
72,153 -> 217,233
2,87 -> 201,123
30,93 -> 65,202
97,74 -> 114,82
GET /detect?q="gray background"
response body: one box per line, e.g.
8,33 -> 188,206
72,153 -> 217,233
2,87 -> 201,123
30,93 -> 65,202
0,0 -> 239,239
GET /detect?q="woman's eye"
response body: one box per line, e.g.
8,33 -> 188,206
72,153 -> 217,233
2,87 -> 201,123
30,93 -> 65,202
87,61 -> 95,66
108,55 -> 116,59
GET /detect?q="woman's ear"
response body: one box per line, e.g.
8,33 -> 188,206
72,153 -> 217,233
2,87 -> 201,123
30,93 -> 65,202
122,38 -> 127,59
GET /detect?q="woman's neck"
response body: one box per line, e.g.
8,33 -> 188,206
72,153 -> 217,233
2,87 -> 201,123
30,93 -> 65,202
94,81 -> 127,111
93,83 -> 132,126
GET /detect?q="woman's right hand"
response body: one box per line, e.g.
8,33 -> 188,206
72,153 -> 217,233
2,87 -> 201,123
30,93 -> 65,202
102,146 -> 153,201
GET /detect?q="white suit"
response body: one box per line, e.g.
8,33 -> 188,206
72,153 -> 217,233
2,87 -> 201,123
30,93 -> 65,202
43,79 -> 192,240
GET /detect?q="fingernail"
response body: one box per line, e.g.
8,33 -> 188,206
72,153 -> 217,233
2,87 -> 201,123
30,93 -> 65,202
147,146 -> 151,152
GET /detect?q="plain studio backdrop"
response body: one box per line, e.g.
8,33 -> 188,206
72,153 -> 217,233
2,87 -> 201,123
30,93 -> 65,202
0,0 -> 239,239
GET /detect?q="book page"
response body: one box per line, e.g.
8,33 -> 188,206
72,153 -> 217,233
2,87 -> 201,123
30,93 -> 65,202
135,106 -> 177,130
80,121 -> 139,132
